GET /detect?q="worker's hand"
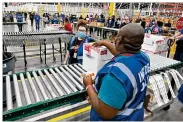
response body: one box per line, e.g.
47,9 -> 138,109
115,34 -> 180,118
64,60 -> 67,65
83,74 -> 93,87
92,41 -> 105,47
86,96 -> 91,104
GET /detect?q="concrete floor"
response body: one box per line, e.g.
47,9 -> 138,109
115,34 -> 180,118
2,19 -> 183,121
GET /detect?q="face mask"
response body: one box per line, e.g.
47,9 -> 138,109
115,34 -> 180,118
77,32 -> 86,41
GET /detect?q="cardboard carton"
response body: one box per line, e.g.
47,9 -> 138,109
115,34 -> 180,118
142,34 -> 168,56
97,22 -> 104,27
82,43 -> 114,76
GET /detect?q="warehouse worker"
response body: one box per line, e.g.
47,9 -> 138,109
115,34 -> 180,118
83,23 -> 150,121
34,13 -> 41,31
151,21 -> 163,35
64,18 -> 72,32
64,20 -> 95,64
172,28 -> 183,61
16,12 -> 23,32
30,12 -> 34,26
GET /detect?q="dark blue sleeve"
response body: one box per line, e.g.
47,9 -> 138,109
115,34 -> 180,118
180,29 -> 183,34
70,36 -> 77,48
88,37 -> 95,42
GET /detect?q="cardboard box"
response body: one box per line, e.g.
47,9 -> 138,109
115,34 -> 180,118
142,50 -> 168,57
89,22 -> 97,27
97,22 -> 104,27
142,34 -> 169,55
82,43 -> 114,76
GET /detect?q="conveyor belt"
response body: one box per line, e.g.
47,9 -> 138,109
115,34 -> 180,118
3,22 -> 28,25
3,30 -> 74,68
147,53 -> 182,72
3,30 -> 74,47
3,64 -> 87,121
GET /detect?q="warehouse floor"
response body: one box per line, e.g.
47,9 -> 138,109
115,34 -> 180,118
2,19 -> 183,121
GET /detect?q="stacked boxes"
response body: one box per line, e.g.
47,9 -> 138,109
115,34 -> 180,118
142,34 -> 169,57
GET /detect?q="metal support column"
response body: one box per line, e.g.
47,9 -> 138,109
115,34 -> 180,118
52,44 -> 56,61
58,37 -> 63,64
40,43 -> 43,63
23,40 -> 27,69
44,39 -> 46,64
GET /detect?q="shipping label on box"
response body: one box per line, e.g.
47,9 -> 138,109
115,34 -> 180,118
83,43 -> 114,76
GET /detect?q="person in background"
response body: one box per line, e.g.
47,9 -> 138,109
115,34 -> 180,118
85,15 -> 90,22
30,12 -> 34,26
171,28 -> 183,62
89,15 -> 95,36
88,15 -> 93,24
115,18 -> 121,28
34,13 -> 41,31
53,15 -> 59,24
108,15 -> 116,28
97,14 -> 105,36
49,16 -> 54,24
107,15 -> 116,40
144,22 -> 152,34
64,17 -> 72,32
69,14 -> 73,23
83,23 -> 150,121
60,13 -> 65,24
79,15 -> 83,20
103,17 -> 111,39
164,19 -> 171,29
24,12 -> 27,21
120,15 -> 130,27
64,20 -> 95,65
151,21 -> 163,35
95,15 -> 99,21
141,21 -> 146,29
149,19 -> 155,27
42,14 -> 49,28
16,12 -> 23,32
9,12 -> 14,22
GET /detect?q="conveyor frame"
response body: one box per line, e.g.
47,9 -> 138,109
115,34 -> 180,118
3,64 -> 87,121
3,30 -> 74,69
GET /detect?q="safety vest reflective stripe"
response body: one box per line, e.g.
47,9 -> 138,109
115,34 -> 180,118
117,102 -> 144,116
108,62 -> 138,108
77,56 -> 83,59
93,84 -> 98,93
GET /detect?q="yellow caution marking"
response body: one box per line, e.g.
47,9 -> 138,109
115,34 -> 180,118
48,106 -> 91,122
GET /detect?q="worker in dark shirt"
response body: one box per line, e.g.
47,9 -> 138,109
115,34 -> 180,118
30,12 -> 34,26
164,19 -> 171,28
172,28 -> 183,61
115,18 -> 121,29
24,12 -> 27,21
97,14 -> 105,36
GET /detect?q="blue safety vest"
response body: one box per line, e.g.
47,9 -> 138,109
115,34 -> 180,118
152,26 -> 162,35
16,14 -> 23,22
90,52 -> 150,121
178,84 -> 183,104
70,36 -> 94,64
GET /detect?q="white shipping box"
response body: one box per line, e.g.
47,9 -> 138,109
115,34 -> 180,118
82,43 -> 114,76
142,34 -> 168,55
142,50 -> 168,57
